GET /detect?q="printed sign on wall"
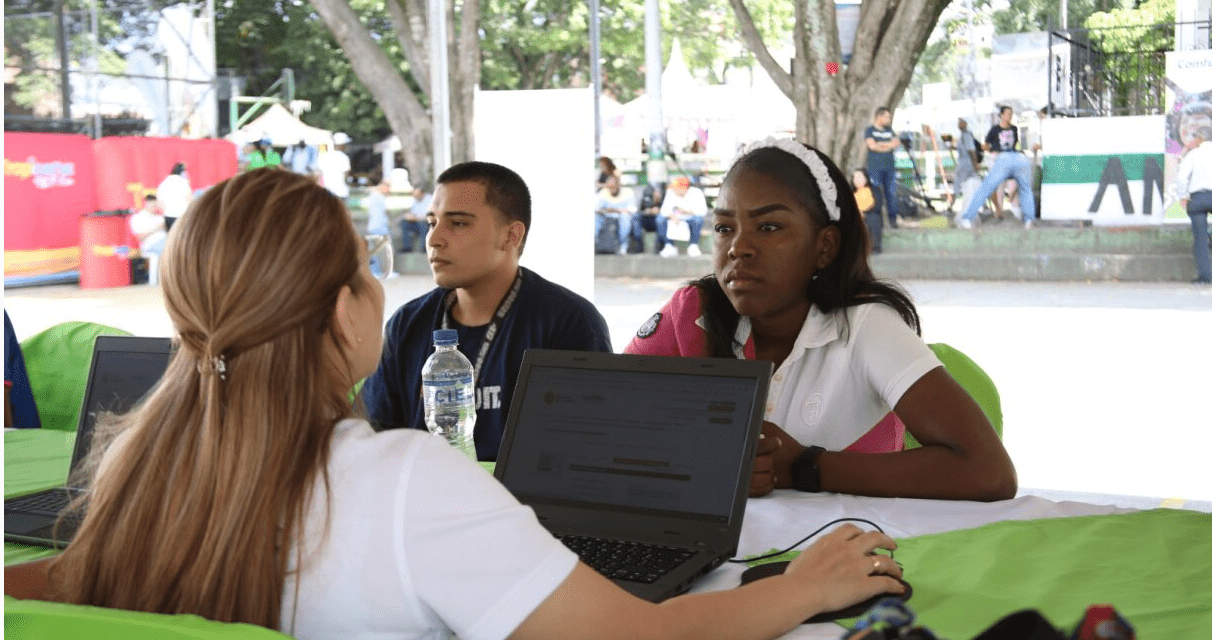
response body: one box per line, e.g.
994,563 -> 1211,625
1039,115 -> 1172,226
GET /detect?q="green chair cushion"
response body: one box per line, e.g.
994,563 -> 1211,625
4,597 -> 293,640
18,322 -> 131,431
904,343 -> 1002,449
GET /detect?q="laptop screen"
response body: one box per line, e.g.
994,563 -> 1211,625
498,363 -> 761,522
70,338 -> 173,474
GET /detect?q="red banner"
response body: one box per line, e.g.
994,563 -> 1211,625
3,133 -> 98,251
93,136 -> 239,210
4,134 -> 239,279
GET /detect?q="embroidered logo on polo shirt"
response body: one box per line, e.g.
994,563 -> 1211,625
801,393 -> 823,425
636,312 -> 662,339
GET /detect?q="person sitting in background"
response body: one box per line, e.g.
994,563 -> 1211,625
634,181 -> 669,255
3,166 -> 905,640
659,175 -> 708,257
595,175 -> 636,255
362,161 -> 612,461
399,185 -> 432,253
596,156 -> 620,191
4,310 -> 40,429
627,138 -> 1017,502
129,195 -> 169,285
851,168 -> 883,254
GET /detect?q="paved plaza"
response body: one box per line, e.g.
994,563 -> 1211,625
6,277 -> 1211,509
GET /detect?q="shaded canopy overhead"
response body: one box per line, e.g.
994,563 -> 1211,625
226,103 -> 333,146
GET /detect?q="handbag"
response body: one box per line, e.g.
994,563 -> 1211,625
666,218 -> 691,242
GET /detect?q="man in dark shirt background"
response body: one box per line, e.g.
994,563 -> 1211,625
865,107 -> 901,229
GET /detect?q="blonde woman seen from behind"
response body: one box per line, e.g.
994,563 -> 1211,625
5,168 -> 902,640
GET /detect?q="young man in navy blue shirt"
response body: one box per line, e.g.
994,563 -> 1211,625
361,161 -> 613,460
864,107 -> 901,229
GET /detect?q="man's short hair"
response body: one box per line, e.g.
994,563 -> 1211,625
437,161 -> 531,249
999,105 -> 1013,117
874,107 -> 891,118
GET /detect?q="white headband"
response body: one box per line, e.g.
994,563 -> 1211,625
736,137 -> 842,221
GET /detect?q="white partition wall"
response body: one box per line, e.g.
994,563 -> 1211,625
474,88 -> 596,302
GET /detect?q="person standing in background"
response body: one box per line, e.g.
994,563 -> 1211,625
865,107 -> 900,229
244,137 -> 281,170
1177,126 -> 1212,284
399,185 -> 432,253
953,118 -> 981,216
319,132 -> 352,201
284,139 -> 319,178
959,106 -> 1037,229
156,162 -> 192,231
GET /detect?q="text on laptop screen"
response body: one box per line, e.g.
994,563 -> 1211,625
500,365 -> 758,520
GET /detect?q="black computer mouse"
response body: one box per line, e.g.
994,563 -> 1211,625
739,560 -> 912,624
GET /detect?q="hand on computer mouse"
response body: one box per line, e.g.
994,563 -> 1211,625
777,524 -> 906,619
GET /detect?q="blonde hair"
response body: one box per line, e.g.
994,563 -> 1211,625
50,168 -> 365,629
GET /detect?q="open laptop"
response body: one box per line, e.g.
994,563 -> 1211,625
494,349 -> 772,602
5,335 -> 172,548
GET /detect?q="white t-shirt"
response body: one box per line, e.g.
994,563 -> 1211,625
742,303 -> 942,450
660,187 -> 708,219
156,173 -> 193,219
282,419 -> 578,640
319,150 -> 352,199
128,208 -> 167,252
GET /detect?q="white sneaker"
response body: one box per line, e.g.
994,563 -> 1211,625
659,244 -> 678,258
687,244 -> 702,257
957,218 -> 973,230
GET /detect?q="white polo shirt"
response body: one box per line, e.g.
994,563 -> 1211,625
736,303 -> 942,451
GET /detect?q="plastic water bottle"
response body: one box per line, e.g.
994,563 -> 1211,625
422,329 -> 477,459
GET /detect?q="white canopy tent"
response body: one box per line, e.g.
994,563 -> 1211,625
226,103 -> 334,147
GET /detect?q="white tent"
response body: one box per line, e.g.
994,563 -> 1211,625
226,103 -> 333,147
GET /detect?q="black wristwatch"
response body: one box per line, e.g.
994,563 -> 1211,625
790,446 -> 826,492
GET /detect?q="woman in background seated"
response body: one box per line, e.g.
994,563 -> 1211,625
6,168 -> 904,640
627,139 -> 1017,502
851,168 -> 883,254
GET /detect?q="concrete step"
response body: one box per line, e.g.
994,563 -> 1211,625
389,224 -> 1204,283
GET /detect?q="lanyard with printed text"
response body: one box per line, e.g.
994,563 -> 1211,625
440,268 -> 524,388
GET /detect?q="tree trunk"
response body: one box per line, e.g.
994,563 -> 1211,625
729,0 -> 947,172
312,0 -> 482,186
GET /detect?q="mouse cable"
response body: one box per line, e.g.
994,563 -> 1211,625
727,517 -> 891,564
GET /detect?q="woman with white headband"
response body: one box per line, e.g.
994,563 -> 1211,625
627,139 -> 1017,502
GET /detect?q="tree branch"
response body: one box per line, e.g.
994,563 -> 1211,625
727,0 -> 792,98
385,0 -> 429,94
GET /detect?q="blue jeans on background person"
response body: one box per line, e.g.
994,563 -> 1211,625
869,168 -> 899,229
595,212 -> 633,252
1188,191 -> 1212,283
684,215 -> 705,245
632,214 -> 669,253
962,153 -> 1036,224
398,219 -> 426,252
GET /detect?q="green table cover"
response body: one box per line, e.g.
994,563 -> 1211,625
5,430 -> 75,565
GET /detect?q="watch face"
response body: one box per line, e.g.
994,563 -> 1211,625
792,448 -> 823,492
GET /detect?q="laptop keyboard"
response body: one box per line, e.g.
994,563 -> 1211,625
6,490 -> 72,515
557,534 -> 695,584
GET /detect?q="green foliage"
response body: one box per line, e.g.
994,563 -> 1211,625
1082,0 -> 1174,112
988,0 -> 1105,33
479,0 -> 792,103
216,0 -> 397,142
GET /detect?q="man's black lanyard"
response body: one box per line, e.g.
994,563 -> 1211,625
439,268 -> 524,388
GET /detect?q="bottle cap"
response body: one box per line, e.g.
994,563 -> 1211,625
433,329 -> 459,345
